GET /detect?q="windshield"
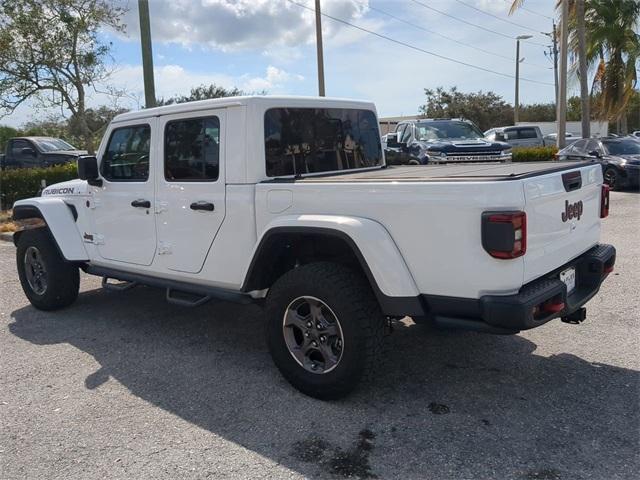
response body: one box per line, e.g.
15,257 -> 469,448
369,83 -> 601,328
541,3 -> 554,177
603,139 -> 640,155
416,121 -> 484,141
32,138 -> 77,152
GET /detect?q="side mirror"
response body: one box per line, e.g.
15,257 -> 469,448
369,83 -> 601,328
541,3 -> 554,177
77,155 -> 102,186
21,147 -> 36,157
588,150 -> 601,158
385,132 -> 400,148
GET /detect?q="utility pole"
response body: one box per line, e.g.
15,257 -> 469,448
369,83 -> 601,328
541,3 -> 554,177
514,35 -> 532,124
543,22 -> 559,107
551,21 -> 559,107
557,0 -> 568,149
138,0 -> 156,108
315,0 -> 326,96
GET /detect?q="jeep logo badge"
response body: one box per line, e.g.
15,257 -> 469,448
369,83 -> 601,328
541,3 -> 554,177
562,200 -> 583,222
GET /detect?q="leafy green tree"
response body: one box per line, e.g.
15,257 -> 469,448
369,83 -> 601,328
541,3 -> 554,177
584,0 -> 639,132
419,87 -> 513,131
157,84 -> 256,106
0,0 -> 126,152
519,103 -> 557,122
0,125 -> 19,151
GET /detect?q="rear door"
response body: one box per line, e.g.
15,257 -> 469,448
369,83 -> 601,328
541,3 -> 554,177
155,110 -> 227,273
522,163 -> 602,283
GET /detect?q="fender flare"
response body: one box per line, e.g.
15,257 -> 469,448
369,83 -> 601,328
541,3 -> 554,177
13,198 -> 89,261
243,215 -> 423,316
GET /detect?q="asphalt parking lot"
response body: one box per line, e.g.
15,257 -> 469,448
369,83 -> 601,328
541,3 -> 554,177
1,192 -> 638,480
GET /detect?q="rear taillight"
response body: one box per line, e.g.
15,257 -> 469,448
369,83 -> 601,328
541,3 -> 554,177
600,184 -> 610,218
481,211 -> 527,259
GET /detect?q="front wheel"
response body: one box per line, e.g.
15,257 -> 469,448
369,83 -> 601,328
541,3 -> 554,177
603,166 -> 620,190
16,229 -> 80,310
265,262 -> 385,400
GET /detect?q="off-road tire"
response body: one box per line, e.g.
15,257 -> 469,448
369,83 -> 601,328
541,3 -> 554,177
16,229 -> 79,311
603,166 -> 619,190
265,262 -> 385,400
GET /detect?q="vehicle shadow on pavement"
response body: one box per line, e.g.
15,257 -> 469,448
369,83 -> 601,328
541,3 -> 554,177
9,285 -> 639,480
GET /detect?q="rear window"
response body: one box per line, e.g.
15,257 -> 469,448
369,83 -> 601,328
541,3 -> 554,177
264,108 -> 382,177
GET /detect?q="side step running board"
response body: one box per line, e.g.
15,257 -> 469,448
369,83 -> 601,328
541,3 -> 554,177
86,265 -> 254,306
102,277 -> 138,291
166,288 -> 211,307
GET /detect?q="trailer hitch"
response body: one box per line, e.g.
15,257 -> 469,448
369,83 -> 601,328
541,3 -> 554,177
561,307 -> 587,325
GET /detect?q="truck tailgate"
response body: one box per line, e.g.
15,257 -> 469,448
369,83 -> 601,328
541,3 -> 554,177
523,163 -> 602,284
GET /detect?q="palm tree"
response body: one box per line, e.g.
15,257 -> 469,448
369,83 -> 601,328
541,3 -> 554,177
510,1 -> 590,137
583,0 -> 640,133
575,0 -> 590,137
510,0 -> 640,133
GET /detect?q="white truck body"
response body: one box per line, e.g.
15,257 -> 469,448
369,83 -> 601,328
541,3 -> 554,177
12,96 -> 616,398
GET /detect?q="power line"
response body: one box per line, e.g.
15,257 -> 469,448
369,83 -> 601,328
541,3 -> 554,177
286,0 -> 554,86
501,0 -> 553,20
409,0 -> 549,47
366,3 -> 550,70
453,0 -> 543,35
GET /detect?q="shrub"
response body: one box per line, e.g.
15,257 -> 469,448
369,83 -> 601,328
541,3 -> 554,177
512,146 -> 558,162
0,163 -> 78,209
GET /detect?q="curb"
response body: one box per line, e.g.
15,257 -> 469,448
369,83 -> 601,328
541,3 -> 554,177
0,232 -> 14,243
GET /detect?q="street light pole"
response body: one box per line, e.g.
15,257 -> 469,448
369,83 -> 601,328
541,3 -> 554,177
557,0 -> 569,149
514,35 -> 532,124
315,0 -> 326,97
138,0 -> 156,108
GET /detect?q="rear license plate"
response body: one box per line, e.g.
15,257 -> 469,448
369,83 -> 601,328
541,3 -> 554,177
560,267 -> 576,294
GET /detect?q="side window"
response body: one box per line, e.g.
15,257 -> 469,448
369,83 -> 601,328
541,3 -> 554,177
572,139 -> 588,153
504,128 -> 518,139
101,125 -> 151,181
401,124 -> 413,143
586,139 -> 600,154
518,128 -> 537,139
395,124 -> 406,139
165,117 -> 220,181
12,140 -> 29,156
264,108 -> 382,176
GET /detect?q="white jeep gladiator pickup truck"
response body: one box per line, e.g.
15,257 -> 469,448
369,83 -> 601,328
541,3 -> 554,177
12,96 -> 616,399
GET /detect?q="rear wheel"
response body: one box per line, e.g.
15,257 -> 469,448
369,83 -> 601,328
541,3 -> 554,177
603,166 -> 620,190
16,229 -> 79,310
265,262 -> 385,400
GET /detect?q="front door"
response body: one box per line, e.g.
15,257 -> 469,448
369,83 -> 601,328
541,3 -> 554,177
94,120 -> 157,266
155,110 -> 226,273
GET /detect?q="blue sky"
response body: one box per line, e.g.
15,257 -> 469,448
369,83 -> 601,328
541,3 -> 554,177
5,0 -> 571,127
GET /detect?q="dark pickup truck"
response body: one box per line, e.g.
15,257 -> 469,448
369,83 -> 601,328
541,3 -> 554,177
0,137 -> 86,169
385,118 -> 512,165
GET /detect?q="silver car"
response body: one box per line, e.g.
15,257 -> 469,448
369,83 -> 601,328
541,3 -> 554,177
484,126 -> 545,148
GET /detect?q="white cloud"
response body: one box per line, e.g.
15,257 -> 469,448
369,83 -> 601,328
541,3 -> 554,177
120,0 -> 373,51
0,63 -> 305,127
110,63 -> 304,105
472,0 -> 511,15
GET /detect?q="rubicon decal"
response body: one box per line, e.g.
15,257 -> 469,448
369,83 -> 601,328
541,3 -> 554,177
43,187 -> 75,195
562,200 -> 583,222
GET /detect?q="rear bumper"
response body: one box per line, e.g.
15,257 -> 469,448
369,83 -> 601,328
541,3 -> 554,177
422,244 -> 616,334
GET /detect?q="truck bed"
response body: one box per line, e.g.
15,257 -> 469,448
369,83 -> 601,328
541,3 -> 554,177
266,162 -> 591,183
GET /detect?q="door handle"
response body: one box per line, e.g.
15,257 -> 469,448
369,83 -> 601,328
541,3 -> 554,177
131,199 -> 151,208
190,201 -> 214,212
